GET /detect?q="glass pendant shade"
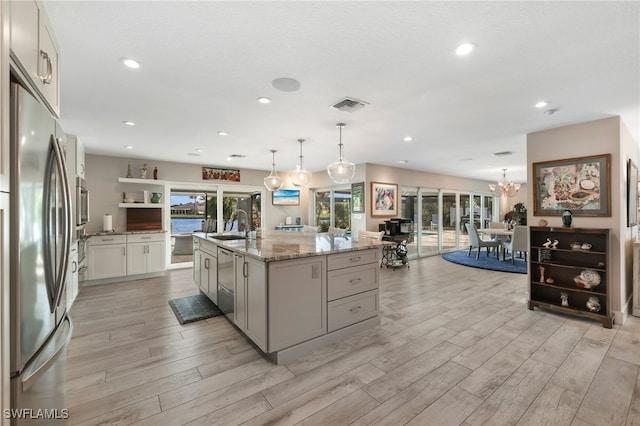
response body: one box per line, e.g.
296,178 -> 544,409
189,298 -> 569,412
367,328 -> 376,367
289,139 -> 312,188
489,168 -> 521,197
327,123 -> 356,184
264,150 -> 284,191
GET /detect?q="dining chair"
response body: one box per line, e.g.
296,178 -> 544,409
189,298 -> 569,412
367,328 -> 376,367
503,225 -> 528,264
302,225 -> 319,233
465,223 -> 499,260
430,214 -> 439,230
358,230 -> 385,241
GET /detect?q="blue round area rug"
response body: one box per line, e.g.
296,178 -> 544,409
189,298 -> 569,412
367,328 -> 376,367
442,250 -> 527,274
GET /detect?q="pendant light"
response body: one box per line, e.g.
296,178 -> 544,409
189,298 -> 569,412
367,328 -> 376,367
489,168 -> 521,197
327,123 -> 356,184
264,149 -> 283,191
289,139 -> 312,188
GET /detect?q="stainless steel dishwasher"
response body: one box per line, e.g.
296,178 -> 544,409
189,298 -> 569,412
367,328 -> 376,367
217,247 -> 234,320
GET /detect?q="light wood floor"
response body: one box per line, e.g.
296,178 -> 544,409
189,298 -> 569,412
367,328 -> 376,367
66,256 -> 640,426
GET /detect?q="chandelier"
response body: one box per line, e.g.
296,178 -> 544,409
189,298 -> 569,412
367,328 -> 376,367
263,150 -> 284,191
327,123 -> 356,184
489,168 -> 521,197
289,139 -> 312,188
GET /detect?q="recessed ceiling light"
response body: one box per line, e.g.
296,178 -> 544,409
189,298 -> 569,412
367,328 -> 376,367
217,131 -> 228,136
195,149 -> 203,152
397,160 -> 408,164
535,101 -> 549,108
122,58 -> 140,69
455,42 -> 476,56
257,97 -> 272,104
226,156 -> 233,161
124,145 -> 133,149
272,77 -> 301,92
123,121 -> 135,126
403,136 -> 413,142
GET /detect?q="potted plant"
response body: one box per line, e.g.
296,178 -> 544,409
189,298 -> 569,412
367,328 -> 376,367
513,202 -> 527,225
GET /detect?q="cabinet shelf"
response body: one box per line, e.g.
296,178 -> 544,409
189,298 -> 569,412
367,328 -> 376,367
118,177 -> 165,185
529,227 -> 612,328
118,203 -> 163,208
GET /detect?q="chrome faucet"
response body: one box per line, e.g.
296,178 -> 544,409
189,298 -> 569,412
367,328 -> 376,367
237,209 -> 248,234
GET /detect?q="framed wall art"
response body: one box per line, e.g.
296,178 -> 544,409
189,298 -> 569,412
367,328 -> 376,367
202,167 -> 240,182
272,189 -> 300,206
351,182 -> 365,213
533,153 -> 610,216
628,159 -> 638,227
371,181 -> 398,217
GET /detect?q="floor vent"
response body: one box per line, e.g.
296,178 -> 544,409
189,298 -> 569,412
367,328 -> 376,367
329,97 -> 369,113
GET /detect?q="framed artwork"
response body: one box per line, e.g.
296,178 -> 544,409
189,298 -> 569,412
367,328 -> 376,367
202,167 -> 240,182
371,181 -> 398,217
351,182 -> 365,213
272,189 -> 300,206
628,159 -> 638,226
533,154 -> 611,216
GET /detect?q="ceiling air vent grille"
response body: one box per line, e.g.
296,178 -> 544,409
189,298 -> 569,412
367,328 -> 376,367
329,97 -> 369,113
492,151 -> 514,157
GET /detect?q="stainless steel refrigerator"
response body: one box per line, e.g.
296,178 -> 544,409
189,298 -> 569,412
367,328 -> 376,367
9,82 -> 73,425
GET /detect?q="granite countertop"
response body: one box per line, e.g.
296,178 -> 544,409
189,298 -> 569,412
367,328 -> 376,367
193,231 -> 389,262
85,230 -> 166,237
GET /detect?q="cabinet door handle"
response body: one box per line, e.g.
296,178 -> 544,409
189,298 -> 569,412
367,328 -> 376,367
141,236 -> 151,240
349,256 -> 361,263
349,306 -> 362,313
102,238 -> 114,242
72,261 -> 77,273
204,258 -> 209,269
243,261 -> 248,278
122,247 -> 126,256
39,50 -> 53,84
349,277 -> 361,285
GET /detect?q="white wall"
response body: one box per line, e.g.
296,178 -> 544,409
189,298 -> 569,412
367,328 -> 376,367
84,154 -> 310,233
527,116 -> 638,323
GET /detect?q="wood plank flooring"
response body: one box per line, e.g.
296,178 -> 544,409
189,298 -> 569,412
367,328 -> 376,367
66,256 -> 640,425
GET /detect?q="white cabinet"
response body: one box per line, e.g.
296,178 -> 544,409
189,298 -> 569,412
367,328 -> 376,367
65,134 -> 85,179
244,257 -> 267,351
66,243 -> 79,309
268,256 -> 326,352
200,244 -> 217,304
87,235 -> 127,280
9,0 -> 60,115
126,233 -> 165,275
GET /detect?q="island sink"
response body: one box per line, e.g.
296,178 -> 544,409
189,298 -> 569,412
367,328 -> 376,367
209,234 -> 246,241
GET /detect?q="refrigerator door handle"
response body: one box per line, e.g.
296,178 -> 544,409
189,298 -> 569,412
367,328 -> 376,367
21,316 -> 73,392
42,139 -> 57,312
51,136 -> 72,310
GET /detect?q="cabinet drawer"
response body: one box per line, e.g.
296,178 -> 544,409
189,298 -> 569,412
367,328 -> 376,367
328,290 -> 378,333
200,239 -> 218,255
327,249 -> 379,271
89,235 -> 126,245
328,264 -> 378,301
127,233 -> 165,243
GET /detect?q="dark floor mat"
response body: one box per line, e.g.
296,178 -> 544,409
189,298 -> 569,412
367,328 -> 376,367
168,294 -> 223,324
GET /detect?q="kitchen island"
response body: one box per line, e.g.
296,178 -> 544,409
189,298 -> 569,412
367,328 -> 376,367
193,231 -> 385,364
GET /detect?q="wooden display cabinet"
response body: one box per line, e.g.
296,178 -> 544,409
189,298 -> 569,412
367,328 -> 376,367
529,227 -> 612,328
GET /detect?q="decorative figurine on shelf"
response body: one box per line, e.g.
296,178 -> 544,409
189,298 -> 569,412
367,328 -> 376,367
586,296 -> 601,312
140,163 -> 148,179
560,292 -> 569,307
153,166 -> 158,180
543,238 -> 552,248
551,239 -> 559,249
539,265 -> 545,283
562,209 -> 573,228
126,163 -> 133,178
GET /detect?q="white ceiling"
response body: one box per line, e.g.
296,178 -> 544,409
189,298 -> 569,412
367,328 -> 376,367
43,1 -> 639,184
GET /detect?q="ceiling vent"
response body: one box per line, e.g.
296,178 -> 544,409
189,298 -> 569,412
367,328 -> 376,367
329,97 -> 369,113
492,151 -> 514,157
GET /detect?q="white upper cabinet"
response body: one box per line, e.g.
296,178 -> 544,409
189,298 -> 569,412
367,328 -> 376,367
66,134 -> 85,179
9,0 -> 60,116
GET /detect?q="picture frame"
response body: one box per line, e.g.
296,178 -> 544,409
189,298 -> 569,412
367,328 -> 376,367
351,182 -> 365,213
272,189 -> 300,206
371,181 -> 398,217
628,159 -> 638,226
202,167 -> 240,182
533,153 -> 611,216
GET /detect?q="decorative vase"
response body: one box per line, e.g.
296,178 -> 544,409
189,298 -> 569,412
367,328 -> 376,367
151,192 -> 162,203
560,292 -> 569,307
562,210 -> 572,227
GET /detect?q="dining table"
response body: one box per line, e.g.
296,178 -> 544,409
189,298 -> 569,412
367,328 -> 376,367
477,228 -> 513,261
